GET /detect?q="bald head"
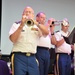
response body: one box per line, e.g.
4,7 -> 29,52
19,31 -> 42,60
22,6 -> 34,19
23,6 -> 34,14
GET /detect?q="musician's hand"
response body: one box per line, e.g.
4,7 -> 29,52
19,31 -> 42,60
71,44 -> 74,50
50,25 -> 55,34
33,20 -> 39,26
48,18 -> 56,27
19,15 -> 29,29
21,15 -> 28,25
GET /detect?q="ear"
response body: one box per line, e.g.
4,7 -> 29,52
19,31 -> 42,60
36,16 -> 39,21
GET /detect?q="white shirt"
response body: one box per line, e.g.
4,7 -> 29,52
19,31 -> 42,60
9,22 -> 42,54
38,31 -> 51,49
55,30 -> 71,54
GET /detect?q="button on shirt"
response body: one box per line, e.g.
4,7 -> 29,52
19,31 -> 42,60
55,30 -> 71,54
9,22 -> 42,54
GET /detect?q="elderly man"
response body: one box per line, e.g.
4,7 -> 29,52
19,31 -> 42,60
9,6 -> 48,75
36,15 -> 56,75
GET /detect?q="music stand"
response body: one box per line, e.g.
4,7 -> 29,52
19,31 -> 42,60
63,27 -> 75,44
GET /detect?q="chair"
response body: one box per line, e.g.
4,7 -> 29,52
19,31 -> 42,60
0,60 -> 10,75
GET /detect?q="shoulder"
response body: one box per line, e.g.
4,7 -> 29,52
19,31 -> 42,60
55,30 -> 60,33
55,30 -> 62,36
11,21 -> 21,28
15,21 -> 21,24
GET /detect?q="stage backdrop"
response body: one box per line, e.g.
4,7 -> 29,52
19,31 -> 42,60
1,0 -> 75,54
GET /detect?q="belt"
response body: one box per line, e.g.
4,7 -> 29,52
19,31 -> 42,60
13,52 -> 35,56
56,53 -> 70,55
37,46 -> 49,50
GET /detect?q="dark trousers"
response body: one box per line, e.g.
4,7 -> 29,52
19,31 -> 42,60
36,46 -> 50,75
55,53 -> 71,75
13,53 -> 39,75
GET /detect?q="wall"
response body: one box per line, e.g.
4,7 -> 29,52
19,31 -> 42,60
0,0 -> 2,50
1,0 -> 75,54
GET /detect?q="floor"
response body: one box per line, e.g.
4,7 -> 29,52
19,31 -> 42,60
48,74 -> 53,75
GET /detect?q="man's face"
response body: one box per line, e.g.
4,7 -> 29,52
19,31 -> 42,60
23,7 -> 34,19
36,13 -> 46,25
62,24 -> 69,32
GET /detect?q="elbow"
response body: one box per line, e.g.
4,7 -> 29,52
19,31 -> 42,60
42,31 -> 49,36
45,31 -> 49,35
44,30 -> 49,35
9,36 -> 16,43
55,44 -> 59,47
51,41 -> 57,45
55,43 -> 62,47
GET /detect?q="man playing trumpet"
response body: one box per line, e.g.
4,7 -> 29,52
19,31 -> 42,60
9,6 -> 49,75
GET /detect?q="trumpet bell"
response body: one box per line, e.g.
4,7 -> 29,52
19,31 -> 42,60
25,19 -> 34,26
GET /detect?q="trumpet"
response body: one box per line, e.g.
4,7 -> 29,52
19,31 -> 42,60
51,20 -> 63,26
25,19 -> 34,26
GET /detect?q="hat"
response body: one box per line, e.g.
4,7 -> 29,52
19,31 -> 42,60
62,18 -> 69,26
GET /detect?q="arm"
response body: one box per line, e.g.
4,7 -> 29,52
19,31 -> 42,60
9,16 -> 26,43
37,24 -> 49,35
56,38 -> 65,47
51,34 -> 65,47
51,34 -> 57,45
9,24 -> 24,43
34,20 -> 49,35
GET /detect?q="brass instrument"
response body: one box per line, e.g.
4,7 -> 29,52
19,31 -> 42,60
25,19 -> 34,26
51,20 -> 63,26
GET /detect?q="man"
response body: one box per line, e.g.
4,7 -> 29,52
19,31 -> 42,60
51,18 -> 74,75
35,12 -> 55,75
9,6 -> 49,75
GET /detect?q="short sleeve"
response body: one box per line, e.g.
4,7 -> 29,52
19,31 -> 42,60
9,23 -> 20,36
55,32 -> 63,41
